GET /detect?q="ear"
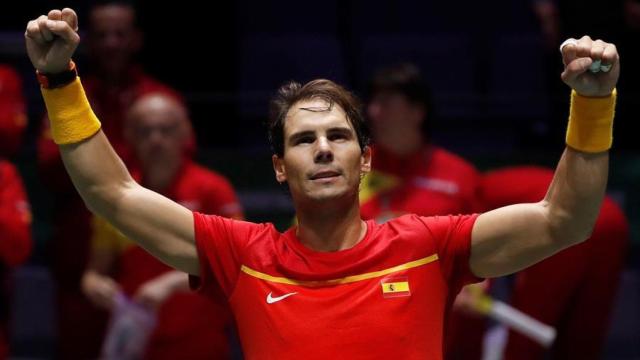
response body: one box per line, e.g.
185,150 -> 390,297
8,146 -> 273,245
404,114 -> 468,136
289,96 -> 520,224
360,145 -> 372,174
272,154 -> 287,183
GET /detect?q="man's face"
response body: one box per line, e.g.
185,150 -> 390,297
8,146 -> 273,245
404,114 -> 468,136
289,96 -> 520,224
128,96 -> 187,169
273,99 -> 371,204
88,5 -> 140,76
367,92 -> 424,139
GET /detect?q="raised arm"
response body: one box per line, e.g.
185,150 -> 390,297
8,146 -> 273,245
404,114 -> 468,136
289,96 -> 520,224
470,36 -> 619,278
25,9 -> 198,275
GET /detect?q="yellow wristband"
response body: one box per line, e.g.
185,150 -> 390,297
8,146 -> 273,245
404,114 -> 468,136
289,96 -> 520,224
41,77 -> 101,145
565,89 -> 616,153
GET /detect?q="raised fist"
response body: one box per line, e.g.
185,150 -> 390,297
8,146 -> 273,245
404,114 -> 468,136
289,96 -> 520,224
25,8 -> 80,74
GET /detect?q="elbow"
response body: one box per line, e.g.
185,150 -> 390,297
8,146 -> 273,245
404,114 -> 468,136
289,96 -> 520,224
548,212 -> 595,248
572,225 -> 595,245
81,179 -> 138,217
560,229 -> 592,247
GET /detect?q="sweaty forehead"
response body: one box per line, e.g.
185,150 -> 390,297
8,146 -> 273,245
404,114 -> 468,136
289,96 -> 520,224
284,99 -> 353,136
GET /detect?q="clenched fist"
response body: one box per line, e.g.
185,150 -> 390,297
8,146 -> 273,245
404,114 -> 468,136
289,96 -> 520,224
560,36 -> 620,97
25,8 -> 80,74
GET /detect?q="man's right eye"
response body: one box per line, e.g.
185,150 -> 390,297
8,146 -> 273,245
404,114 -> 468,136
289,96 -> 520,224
296,137 -> 314,144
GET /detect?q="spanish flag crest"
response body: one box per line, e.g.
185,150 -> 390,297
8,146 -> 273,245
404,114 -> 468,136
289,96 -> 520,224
380,276 -> 411,298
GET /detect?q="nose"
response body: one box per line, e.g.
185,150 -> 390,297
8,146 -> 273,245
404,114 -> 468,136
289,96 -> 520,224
314,136 -> 333,164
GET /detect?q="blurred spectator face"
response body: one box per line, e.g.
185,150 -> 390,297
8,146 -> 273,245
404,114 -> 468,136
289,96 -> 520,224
88,4 -> 141,77
126,95 -> 189,170
367,92 -> 425,140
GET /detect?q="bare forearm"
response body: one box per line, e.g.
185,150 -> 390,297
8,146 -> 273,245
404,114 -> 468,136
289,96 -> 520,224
544,147 -> 608,244
60,130 -> 137,218
59,127 -> 196,276
62,132 -> 197,274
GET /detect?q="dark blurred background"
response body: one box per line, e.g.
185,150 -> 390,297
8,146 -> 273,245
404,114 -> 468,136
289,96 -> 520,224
1,0 -> 639,358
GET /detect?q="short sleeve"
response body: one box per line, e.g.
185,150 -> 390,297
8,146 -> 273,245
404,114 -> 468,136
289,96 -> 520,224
419,214 -> 482,292
189,212 -> 270,298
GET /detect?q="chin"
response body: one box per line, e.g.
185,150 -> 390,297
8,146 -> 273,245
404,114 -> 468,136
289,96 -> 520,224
307,185 -> 356,203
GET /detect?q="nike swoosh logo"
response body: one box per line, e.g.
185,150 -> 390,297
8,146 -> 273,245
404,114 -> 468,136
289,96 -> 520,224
266,291 -> 297,304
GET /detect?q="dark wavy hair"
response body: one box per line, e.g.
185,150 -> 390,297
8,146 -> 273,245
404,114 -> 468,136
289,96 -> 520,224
268,79 -> 370,157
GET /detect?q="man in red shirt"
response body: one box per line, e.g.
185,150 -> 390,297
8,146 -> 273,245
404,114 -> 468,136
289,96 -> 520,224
26,8 -> 621,359
480,166 -> 628,359
81,94 -> 241,359
0,160 -> 33,358
34,2 -> 184,357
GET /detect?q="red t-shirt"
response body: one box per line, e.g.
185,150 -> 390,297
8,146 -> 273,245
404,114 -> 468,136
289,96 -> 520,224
191,212 -> 481,359
94,161 -> 242,360
360,145 -> 481,222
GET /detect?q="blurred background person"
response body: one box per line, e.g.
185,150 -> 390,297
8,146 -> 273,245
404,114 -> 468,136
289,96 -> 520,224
82,93 -> 242,359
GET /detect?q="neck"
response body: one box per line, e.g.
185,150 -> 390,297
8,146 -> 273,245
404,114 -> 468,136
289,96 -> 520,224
295,197 -> 366,252
375,129 -> 423,157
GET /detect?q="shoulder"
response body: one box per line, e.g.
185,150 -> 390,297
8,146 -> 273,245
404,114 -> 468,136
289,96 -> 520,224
375,214 -> 443,241
194,213 -> 277,240
381,213 -> 479,239
373,213 -> 479,258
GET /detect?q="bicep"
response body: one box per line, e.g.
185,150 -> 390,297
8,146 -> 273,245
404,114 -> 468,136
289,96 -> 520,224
104,183 -> 199,275
469,201 -> 563,278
